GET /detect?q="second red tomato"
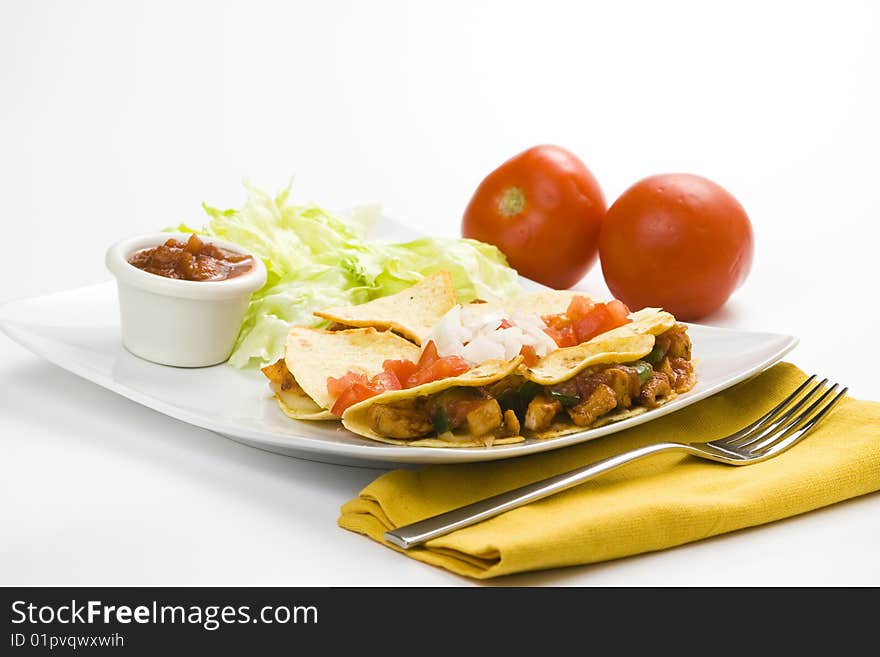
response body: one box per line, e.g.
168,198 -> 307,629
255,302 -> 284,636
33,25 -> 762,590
598,173 -> 753,320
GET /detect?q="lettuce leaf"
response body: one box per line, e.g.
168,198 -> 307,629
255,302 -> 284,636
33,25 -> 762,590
174,180 -> 522,368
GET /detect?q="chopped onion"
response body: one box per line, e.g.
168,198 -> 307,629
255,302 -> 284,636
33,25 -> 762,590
425,304 -> 558,365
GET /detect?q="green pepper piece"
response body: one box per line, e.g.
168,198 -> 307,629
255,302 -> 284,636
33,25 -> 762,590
633,361 -> 653,385
549,390 -> 580,407
518,381 -> 542,406
644,344 -> 667,365
497,389 -> 520,415
432,407 -> 451,433
498,381 -> 543,420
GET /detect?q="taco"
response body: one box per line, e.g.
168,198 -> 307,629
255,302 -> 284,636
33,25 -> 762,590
313,270 -> 456,345
261,326 -> 420,420
338,296 -> 697,446
341,356 -> 527,447
514,309 -> 696,439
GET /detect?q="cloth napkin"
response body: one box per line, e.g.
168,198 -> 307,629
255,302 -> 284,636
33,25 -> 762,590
338,363 -> 880,579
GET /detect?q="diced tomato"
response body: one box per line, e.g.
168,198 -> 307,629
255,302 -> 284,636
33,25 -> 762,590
405,340 -> 470,387
326,339 -> 483,415
572,305 -> 612,343
544,324 -> 577,348
573,301 -> 632,343
382,359 -> 418,384
497,319 -> 513,329
372,369 -> 402,391
327,367 -> 403,417
416,340 -> 439,369
566,295 -> 594,321
434,355 -> 470,379
330,380 -> 379,416
542,313 -> 570,330
519,344 -> 539,366
329,344 -> 473,414
327,371 -> 368,399
543,297 -> 632,347
406,355 -> 469,388
606,299 -> 631,325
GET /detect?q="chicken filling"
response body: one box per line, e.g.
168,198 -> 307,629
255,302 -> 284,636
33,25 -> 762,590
261,358 -> 309,409
363,324 -> 696,441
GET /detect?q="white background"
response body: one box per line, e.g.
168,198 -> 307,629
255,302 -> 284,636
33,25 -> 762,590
1,1 -> 878,585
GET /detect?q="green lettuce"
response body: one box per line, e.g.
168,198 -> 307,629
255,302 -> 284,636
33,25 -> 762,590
174,181 -> 523,368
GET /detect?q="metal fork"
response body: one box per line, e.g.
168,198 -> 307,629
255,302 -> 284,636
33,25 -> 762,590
385,375 -> 847,549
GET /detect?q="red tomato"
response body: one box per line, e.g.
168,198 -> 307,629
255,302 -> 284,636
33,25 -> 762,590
328,340 -> 474,414
606,299 -> 631,325
416,341 -> 439,369
372,369 -> 402,392
461,145 -> 607,289
572,305 -> 611,343
543,323 -> 577,348
542,313 -> 570,331
543,296 -> 631,346
566,295 -> 594,320
599,174 -> 753,320
330,380 -> 378,416
328,368 -> 401,416
519,344 -> 539,366
434,356 -> 469,379
327,371 -> 368,400
406,355 -> 469,388
382,359 -> 418,384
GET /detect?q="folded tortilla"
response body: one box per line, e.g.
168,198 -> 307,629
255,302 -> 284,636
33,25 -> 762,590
342,357 -> 526,447
515,308 -> 686,440
521,308 -> 675,385
266,327 -> 420,420
313,271 -> 456,345
461,289 -> 600,321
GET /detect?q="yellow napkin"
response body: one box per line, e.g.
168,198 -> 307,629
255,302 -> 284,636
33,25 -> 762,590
338,363 -> 880,579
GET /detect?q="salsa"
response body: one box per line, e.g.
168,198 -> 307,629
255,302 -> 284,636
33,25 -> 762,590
128,234 -> 253,282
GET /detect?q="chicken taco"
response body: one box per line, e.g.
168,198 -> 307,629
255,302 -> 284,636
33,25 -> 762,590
261,326 -> 420,420
338,294 -> 697,446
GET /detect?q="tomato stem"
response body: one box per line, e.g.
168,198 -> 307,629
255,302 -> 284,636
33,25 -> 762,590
498,187 -> 526,216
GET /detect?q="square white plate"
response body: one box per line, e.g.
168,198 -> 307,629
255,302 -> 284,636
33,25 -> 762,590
0,276 -> 797,466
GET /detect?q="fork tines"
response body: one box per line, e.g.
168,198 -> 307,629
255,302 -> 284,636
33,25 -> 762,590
714,375 -> 847,460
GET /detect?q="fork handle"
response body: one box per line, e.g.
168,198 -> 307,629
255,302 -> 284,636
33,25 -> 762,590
384,441 -> 685,549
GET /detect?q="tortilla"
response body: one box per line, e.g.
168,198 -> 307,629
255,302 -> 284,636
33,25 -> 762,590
313,271 -> 456,345
341,357 -> 526,446
458,289 -> 600,325
521,309 -> 675,385
520,333 -> 656,385
527,404 -> 655,440
274,386 -> 336,421
276,327 -> 420,419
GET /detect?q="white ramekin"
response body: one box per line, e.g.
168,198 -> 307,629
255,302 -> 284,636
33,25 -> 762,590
105,233 -> 267,367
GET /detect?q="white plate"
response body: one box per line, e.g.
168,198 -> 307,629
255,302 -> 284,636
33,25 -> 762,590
0,283 -> 798,467
0,236 -> 798,467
